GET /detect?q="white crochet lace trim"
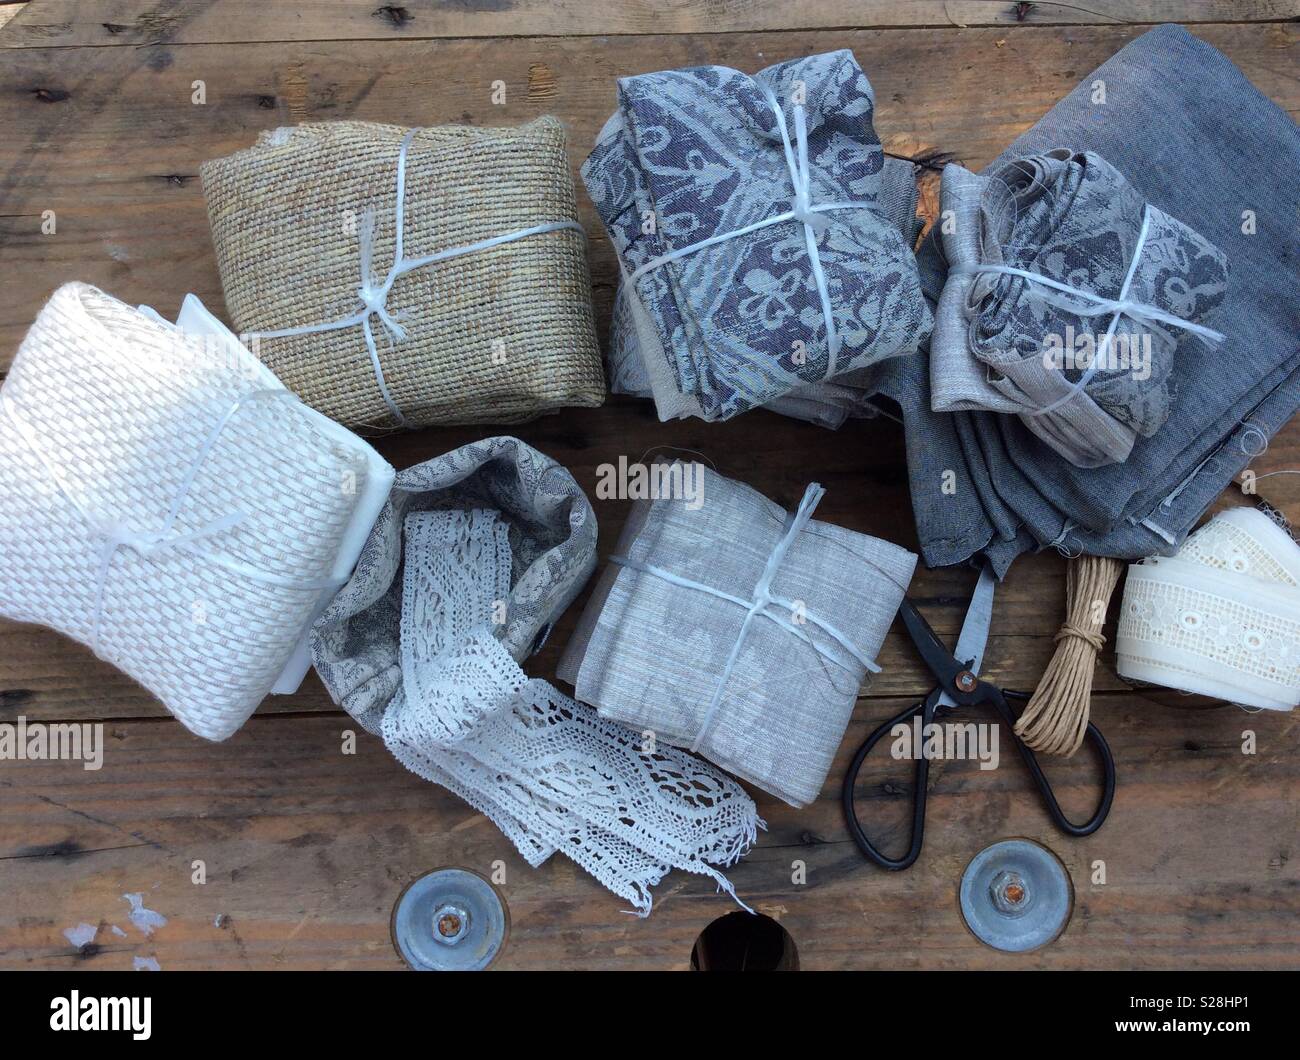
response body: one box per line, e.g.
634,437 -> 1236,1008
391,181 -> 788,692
381,508 -> 761,915
1117,508 -> 1300,711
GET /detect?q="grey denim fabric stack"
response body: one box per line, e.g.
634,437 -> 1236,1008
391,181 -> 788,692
932,149 -> 1229,468
557,466 -> 917,807
868,25 -> 1300,573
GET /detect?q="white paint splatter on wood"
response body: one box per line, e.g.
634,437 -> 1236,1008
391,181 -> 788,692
63,922 -> 97,948
122,893 -> 167,935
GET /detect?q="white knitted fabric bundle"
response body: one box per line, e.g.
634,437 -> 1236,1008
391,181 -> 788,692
382,508 -> 760,915
1116,507 -> 1300,711
0,283 -> 390,740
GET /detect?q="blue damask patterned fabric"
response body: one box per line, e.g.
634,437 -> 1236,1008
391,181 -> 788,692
932,148 -> 1229,468
582,49 -> 932,421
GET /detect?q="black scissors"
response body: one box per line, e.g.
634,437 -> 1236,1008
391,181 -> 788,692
842,565 -> 1116,870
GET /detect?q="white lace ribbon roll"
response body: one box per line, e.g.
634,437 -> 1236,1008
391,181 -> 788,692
1116,508 -> 1300,711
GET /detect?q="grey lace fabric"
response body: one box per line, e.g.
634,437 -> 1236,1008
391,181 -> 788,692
558,466 -> 917,807
582,49 -> 932,422
311,438 -> 760,914
932,149 -> 1229,467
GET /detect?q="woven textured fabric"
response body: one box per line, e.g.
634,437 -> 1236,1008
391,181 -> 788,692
1116,507 -> 1300,711
0,283 -> 381,741
312,435 -> 598,734
932,150 -> 1229,467
583,49 -> 932,422
558,466 -> 917,807
201,117 -> 605,431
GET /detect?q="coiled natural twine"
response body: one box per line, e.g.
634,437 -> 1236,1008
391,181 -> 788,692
1014,555 -> 1125,756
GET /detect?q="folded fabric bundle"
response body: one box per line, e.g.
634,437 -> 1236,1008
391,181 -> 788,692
558,465 -> 917,806
311,438 -> 760,914
932,149 -> 1229,467
1116,507 -> 1300,711
866,25 -> 1300,572
201,118 -> 605,432
583,49 -> 932,423
605,155 -> 925,430
0,283 -> 393,741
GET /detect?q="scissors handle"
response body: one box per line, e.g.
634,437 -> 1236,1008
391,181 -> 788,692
840,695 -> 937,871
994,688 -> 1116,836
842,689 -> 1116,870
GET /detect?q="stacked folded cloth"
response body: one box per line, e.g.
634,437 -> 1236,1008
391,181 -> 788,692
932,148 -> 1229,467
311,438 -> 761,916
201,117 -> 605,432
1116,506 -> 1300,711
558,465 -> 917,807
865,25 -> 1300,572
0,283 -> 393,741
583,49 -> 932,425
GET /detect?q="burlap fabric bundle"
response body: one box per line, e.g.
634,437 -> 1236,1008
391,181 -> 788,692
558,466 -> 917,807
201,118 -> 605,431
0,283 -> 388,741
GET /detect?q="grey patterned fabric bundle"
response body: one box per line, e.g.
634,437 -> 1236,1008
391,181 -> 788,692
606,155 -> 924,429
582,49 -> 932,423
201,118 -> 605,432
558,466 -> 917,807
932,149 -> 1229,467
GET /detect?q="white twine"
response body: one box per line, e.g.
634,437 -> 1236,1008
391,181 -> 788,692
609,481 -> 880,753
246,127 -> 586,426
625,88 -> 875,381
955,204 -> 1226,418
0,386 -> 344,660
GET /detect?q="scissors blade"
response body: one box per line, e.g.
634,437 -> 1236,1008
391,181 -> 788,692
936,564 -> 997,708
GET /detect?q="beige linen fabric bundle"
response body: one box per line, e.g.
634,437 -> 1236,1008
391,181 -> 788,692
201,117 -> 604,431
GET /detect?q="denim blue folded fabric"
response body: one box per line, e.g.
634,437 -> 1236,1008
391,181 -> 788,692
875,24 -> 1300,572
583,49 -> 932,422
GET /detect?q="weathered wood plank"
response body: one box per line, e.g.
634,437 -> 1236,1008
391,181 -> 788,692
1,24 -> 1297,353
1,695 -> 1294,969
4,0 -> 1295,50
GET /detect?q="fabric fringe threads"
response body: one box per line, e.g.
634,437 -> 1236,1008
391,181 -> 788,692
1015,555 -> 1124,756
0,283 -> 387,741
200,117 -> 605,432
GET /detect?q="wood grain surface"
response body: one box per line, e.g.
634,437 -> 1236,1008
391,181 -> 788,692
0,1 -> 1297,971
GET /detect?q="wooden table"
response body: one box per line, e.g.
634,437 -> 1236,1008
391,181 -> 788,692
1,1 -> 1297,971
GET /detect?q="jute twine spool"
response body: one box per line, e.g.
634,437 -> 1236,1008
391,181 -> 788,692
1014,555 -> 1125,756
